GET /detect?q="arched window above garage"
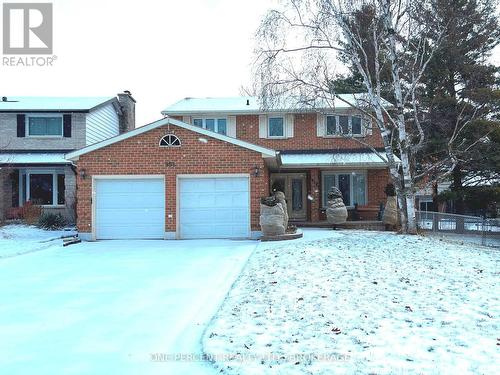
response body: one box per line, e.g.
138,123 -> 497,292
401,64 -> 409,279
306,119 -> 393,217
159,134 -> 181,147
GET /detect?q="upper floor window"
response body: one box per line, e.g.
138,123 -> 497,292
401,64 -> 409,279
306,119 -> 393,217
192,118 -> 227,135
268,117 -> 284,138
27,115 -> 63,137
325,114 -> 364,136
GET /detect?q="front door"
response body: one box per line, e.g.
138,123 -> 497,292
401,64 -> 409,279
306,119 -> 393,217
270,173 -> 307,221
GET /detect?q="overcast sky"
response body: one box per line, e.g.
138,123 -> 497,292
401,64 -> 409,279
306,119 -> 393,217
1,0 -> 499,125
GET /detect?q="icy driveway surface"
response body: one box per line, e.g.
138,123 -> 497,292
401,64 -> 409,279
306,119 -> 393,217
0,239 -> 255,375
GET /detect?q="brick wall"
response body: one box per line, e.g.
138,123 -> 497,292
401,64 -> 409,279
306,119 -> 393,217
309,168 -> 321,222
368,169 -> 390,207
75,125 -> 269,234
236,113 -> 384,150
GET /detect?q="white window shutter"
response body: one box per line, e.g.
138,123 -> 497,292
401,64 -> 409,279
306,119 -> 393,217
316,113 -> 325,137
285,114 -> 294,138
182,116 -> 191,125
366,118 -> 373,135
227,116 -> 237,138
259,115 -> 268,138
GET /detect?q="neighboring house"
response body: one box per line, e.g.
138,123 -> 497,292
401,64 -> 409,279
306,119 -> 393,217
415,182 -> 452,212
0,92 -> 136,222
66,96 -> 394,241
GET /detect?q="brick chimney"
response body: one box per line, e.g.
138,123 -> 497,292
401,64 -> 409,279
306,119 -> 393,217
117,90 -> 136,133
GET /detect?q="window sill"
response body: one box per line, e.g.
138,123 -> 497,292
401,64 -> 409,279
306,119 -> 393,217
26,136 -> 64,139
40,204 -> 66,209
323,134 -> 365,138
267,136 -> 287,139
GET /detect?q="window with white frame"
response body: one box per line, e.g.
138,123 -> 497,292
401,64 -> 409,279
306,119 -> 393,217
27,115 -> 63,136
19,170 -> 65,206
268,117 -> 284,137
325,114 -> 364,136
322,171 -> 367,207
159,134 -> 181,147
192,118 -> 227,135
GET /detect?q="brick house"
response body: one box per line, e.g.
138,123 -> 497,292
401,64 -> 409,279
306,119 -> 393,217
0,92 -> 135,222
66,96 -> 393,240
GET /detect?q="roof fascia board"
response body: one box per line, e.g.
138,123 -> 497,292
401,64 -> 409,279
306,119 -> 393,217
0,109 -> 90,113
88,98 -> 118,112
66,117 -> 169,160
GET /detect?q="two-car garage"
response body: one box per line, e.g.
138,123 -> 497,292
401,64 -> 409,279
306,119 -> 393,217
93,175 -> 250,240
66,117 -> 275,241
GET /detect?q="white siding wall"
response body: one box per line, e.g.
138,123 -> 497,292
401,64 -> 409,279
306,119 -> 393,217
85,103 -> 120,146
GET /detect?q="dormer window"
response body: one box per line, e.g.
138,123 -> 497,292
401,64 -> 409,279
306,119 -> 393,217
27,115 -> 63,137
159,134 -> 181,147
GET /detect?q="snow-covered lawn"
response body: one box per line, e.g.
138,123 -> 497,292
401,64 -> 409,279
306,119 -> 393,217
0,232 -> 255,375
203,229 -> 499,374
0,224 -> 76,258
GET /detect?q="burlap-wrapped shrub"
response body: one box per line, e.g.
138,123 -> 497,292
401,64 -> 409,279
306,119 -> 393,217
326,187 -> 348,224
259,196 -> 286,237
382,183 -> 399,226
274,191 -> 289,230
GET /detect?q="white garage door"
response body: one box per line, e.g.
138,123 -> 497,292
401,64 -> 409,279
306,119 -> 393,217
95,178 -> 165,240
179,176 -> 250,239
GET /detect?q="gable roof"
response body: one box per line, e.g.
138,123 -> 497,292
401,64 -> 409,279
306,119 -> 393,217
162,95 -> 393,115
65,117 -> 277,161
0,96 -> 116,112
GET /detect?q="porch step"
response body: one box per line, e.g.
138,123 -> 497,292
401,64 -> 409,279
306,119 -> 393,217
295,221 -> 386,231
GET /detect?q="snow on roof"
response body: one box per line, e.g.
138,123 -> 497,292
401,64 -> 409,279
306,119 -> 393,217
0,96 -> 115,112
280,152 -> 397,167
0,153 -> 70,165
162,95 -> 393,115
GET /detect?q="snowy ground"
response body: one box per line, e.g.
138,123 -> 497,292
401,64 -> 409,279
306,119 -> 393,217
0,224 -> 76,258
423,231 -> 500,248
203,229 -> 500,375
0,226 -> 255,375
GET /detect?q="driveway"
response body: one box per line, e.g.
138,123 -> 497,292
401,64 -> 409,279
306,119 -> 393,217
0,238 -> 255,375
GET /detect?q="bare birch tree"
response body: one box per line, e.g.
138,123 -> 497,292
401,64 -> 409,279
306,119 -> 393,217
254,0 -> 448,234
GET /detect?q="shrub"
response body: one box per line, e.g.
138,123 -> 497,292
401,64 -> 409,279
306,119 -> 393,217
384,183 -> 396,197
38,212 -> 67,230
22,201 -> 42,225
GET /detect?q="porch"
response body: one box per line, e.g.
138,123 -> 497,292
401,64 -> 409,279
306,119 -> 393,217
0,152 -> 76,222
294,220 -> 386,231
268,150 -> 392,226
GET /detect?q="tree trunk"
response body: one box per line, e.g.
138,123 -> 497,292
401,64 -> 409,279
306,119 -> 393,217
382,0 -> 417,234
397,192 -> 407,231
431,181 -> 439,212
453,164 -> 464,214
432,181 -> 439,230
405,192 -> 417,234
